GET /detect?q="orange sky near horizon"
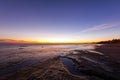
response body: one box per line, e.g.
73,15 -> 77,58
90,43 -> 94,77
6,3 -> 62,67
0,38 -> 106,44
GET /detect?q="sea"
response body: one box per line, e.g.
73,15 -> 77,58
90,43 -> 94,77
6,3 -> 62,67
0,44 -> 101,75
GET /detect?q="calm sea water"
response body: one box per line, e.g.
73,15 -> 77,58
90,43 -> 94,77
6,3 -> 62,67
0,44 -> 102,75
0,44 -> 101,63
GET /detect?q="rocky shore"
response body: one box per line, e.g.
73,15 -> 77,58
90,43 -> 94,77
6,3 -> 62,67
0,44 -> 120,80
95,44 -> 120,61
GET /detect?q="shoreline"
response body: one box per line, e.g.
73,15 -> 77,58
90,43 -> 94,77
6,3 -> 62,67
0,44 -> 120,80
95,44 -> 120,61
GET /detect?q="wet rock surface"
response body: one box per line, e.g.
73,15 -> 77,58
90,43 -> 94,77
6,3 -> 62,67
0,57 -> 87,80
62,50 -> 120,80
0,49 -> 120,80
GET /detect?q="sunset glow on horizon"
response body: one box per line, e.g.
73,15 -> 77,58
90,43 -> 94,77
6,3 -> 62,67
0,0 -> 120,43
0,38 -> 104,44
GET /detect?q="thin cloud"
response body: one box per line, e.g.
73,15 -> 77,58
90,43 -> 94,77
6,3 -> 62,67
81,23 -> 120,33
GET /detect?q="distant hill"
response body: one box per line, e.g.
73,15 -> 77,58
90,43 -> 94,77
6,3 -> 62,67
98,39 -> 120,44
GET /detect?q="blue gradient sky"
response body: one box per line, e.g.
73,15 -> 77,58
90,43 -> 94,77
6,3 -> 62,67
0,0 -> 120,43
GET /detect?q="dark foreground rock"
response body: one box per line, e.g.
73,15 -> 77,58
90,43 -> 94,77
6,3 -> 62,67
64,50 -> 120,80
0,57 -> 87,80
0,49 -> 120,80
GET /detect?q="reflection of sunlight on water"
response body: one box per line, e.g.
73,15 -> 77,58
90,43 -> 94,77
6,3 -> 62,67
0,44 -> 101,63
0,44 -> 103,75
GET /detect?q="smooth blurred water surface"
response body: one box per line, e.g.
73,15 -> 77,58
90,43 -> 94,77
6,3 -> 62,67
0,44 -> 102,63
0,44 -> 103,75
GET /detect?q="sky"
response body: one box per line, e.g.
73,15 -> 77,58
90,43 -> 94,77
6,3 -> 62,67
0,0 -> 120,43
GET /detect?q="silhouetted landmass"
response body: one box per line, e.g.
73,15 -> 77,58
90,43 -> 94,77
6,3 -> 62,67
98,39 -> 120,44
